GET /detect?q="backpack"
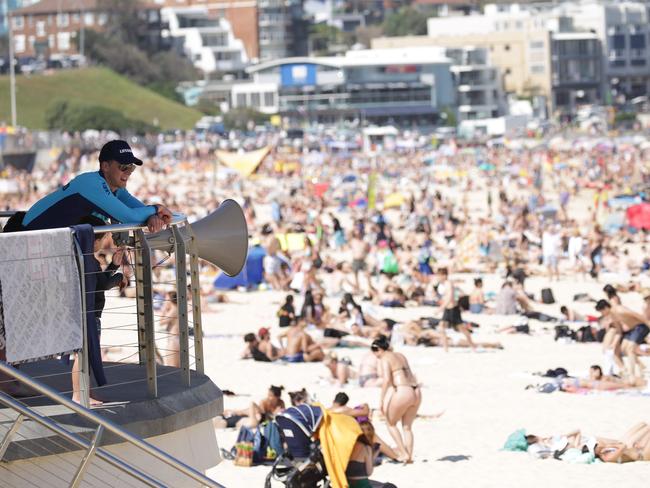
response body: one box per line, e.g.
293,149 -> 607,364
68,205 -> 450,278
253,421 -> 284,465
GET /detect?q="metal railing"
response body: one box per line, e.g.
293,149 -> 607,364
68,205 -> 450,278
0,361 -> 224,488
0,211 -> 223,487
0,211 -> 205,405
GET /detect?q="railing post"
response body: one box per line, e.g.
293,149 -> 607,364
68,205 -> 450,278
171,225 -> 190,387
70,425 -> 104,488
134,230 -> 157,398
187,227 -> 204,375
72,238 -> 90,409
0,413 -> 23,460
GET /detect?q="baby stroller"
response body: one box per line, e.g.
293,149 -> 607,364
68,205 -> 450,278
264,404 -> 330,488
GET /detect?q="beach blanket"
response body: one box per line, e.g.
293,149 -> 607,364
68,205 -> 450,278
0,228 -> 83,364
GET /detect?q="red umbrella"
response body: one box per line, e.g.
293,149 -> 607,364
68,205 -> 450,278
626,203 -> 650,229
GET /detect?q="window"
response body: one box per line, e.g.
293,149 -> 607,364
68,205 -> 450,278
251,93 -> 261,107
84,12 -> 94,25
531,65 -> 545,74
28,15 -> 33,27
72,13 -> 80,24
57,32 -> 70,50
48,34 -> 55,48
12,15 -> 24,29
236,93 -> 246,106
530,41 -> 544,50
98,13 -> 108,26
36,21 -> 46,37
630,34 -> 646,49
57,13 -> 69,27
631,59 -> 646,66
609,34 -> 626,50
610,60 -> 626,68
48,15 -> 53,26
264,92 -> 274,107
14,35 -> 25,53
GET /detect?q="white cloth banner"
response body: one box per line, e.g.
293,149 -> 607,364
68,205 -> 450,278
0,228 -> 83,364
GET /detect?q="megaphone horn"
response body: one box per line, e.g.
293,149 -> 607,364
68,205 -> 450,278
146,199 -> 248,277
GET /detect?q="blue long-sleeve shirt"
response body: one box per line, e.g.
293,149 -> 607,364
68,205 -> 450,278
23,171 -> 156,230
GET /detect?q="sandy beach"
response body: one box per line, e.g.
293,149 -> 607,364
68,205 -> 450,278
194,275 -> 650,488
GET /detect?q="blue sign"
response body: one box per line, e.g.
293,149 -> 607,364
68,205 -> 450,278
281,63 -> 317,87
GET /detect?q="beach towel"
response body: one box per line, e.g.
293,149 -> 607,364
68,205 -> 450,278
502,429 -> 528,452
0,227 -> 83,364
560,448 -> 598,464
316,406 -> 363,488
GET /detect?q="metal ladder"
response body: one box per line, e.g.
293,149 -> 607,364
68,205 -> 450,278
0,362 -> 225,488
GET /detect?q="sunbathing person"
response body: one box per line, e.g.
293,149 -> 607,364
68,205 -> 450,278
358,419 -> 401,463
323,353 -> 355,385
592,424 -> 650,463
358,351 -> 382,387
278,319 -> 324,362
218,385 -> 285,429
561,365 -> 646,392
241,333 -> 272,362
330,392 -> 370,419
400,320 -> 503,349
257,327 -> 282,361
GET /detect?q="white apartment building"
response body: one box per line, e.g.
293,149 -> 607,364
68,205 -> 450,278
162,6 -> 248,74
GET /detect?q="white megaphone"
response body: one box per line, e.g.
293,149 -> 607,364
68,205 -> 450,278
146,199 -> 248,276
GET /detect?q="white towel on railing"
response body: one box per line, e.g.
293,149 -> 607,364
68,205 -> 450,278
0,228 -> 83,364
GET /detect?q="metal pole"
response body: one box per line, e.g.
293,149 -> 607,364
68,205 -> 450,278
187,227 -> 204,375
8,9 -> 17,127
134,230 -> 157,398
72,237 -> 90,409
70,425 -> 104,488
171,225 -> 190,387
0,413 -> 24,460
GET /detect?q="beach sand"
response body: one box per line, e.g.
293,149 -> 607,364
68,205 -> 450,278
198,275 -> 649,488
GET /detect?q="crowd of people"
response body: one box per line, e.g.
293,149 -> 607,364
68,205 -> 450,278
2,126 -> 650,484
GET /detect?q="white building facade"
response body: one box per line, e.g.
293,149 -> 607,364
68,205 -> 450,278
162,6 -> 248,74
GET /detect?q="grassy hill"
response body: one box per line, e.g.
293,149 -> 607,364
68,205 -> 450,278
0,67 -> 203,130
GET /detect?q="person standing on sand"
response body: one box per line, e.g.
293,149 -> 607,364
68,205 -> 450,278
372,336 -> 421,463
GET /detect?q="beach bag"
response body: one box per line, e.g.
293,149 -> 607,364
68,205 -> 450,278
234,426 -> 255,467
554,325 -> 575,341
541,288 -> 555,304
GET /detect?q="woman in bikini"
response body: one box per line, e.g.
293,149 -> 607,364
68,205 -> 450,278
371,336 -> 421,463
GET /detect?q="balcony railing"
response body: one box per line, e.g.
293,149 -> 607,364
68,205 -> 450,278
0,212 -> 205,407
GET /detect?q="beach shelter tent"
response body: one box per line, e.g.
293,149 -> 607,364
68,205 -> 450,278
214,245 -> 265,289
216,146 -> 271,177
626,203 -> 650,230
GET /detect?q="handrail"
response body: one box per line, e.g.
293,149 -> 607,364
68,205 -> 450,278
0,210 -> 188,234
0,361 -> 225,488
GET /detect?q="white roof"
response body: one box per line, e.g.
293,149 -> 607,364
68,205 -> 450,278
247,48 -> 450,74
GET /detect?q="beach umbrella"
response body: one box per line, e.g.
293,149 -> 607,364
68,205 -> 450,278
342,174 -> 357,183
626,203 -> 650,230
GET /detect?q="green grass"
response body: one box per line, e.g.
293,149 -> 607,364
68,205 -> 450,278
0,67 -> 203,130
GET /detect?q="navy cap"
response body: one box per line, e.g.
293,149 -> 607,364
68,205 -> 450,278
99,140 -> 143,166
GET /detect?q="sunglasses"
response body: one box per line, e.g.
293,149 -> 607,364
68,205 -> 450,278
371,345 -> 379,352
117,163 -> 135,173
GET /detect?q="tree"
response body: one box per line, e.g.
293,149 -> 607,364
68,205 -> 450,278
45,99 -> 154,133
382,7 -> 431,37
309,23 -> 352,55
223,108 -> 269,131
